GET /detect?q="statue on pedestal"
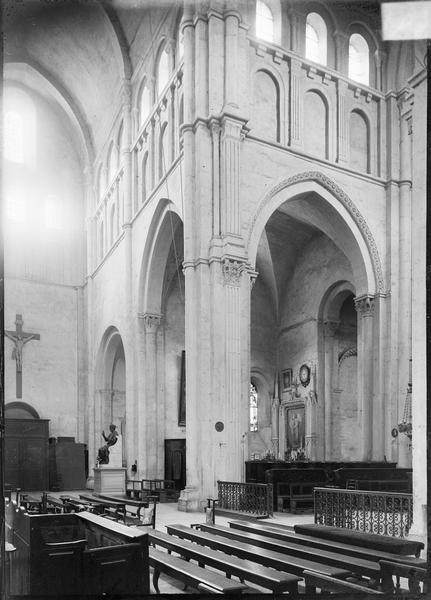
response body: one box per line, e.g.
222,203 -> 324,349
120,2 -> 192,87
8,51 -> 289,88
96,424 -> 118,466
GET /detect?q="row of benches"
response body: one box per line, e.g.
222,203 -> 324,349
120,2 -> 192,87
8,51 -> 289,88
149,519 -> 426,595
17,490 -> 157,528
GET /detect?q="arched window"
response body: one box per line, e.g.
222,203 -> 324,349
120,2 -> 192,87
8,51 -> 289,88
349,110 -> 369,172
349,33 -> 369,85
305,13 -> 327,65
139,81 -> 151,128
256,0 -> 274,43
45,195 -> 63,229
4,111 -> 24,163
157,47 -> 170,97
252,70 -> 280,142
250,383 -> 258,431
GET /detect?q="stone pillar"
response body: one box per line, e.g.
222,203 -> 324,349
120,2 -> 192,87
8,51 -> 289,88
334,31 -> 349,76
323,321 -> 338,460
289,58 -> 302,149
337,79 -> 349,165
224,10 -> 240,109
221,258 -> 251,482
354,295 -> 375,462
142,313 -> 162,477
288,9 -> 305,54
208,6 -> 224,115
305,363 -> 318,461
396,93 -> 413,468
374,49 -> 386,92
194,11 -> 208,119
409,69 -> 426,545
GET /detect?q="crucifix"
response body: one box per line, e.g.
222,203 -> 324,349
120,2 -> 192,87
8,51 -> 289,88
5,314 -> 40,398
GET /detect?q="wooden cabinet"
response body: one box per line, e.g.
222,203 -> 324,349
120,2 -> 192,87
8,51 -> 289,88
5,418 -> 49,491
49,439 -> 87,490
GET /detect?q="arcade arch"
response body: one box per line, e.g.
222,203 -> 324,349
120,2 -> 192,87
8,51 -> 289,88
249,175 -> 380,462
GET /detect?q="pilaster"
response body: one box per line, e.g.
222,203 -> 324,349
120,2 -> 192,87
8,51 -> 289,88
289,58 -> 302,149
220,114 -> 248,240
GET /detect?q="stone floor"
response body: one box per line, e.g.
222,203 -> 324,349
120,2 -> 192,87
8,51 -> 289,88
45,491 -> 315,594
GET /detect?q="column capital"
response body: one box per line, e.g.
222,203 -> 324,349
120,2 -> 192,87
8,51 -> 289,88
222,258 -> 246,287
138,312 -> 163,332
354,294 -> 376,318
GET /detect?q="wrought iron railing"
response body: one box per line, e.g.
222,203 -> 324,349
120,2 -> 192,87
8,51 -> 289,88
217,480 -> 273,517
314,487 -> 413,538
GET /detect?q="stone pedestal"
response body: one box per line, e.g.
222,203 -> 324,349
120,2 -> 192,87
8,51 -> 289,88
93,467 -> 126,494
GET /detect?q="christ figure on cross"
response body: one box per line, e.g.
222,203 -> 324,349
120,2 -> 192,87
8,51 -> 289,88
5,314 -> 40,398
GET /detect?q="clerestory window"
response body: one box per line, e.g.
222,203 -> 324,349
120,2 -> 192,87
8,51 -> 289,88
348,33 -> 369,85
256,0 -> 274,43
305,13 -> 327,65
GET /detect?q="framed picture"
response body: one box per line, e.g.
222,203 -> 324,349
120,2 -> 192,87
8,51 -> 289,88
286,407 -> 305,448
282,368 -> 293,391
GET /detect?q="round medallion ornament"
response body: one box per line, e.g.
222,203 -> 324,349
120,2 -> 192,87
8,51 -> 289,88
299,364 -> 310,387
215,421 -> 224,432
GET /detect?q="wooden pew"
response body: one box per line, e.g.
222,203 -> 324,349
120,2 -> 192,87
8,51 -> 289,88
166,524 -> 352,580
150,529 -> 301,594
229,520 -> 427,567
79,493 -> 127,522
302,570 -> 384,595
94,491 -> 157,527
379,559 -> 428,594
294,524 -> 424,557
198,522 -> 382,584
149,547 -> 249,594
60,494 -> 105,514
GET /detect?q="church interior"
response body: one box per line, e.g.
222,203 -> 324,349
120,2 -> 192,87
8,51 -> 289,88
2,0 -> 428,595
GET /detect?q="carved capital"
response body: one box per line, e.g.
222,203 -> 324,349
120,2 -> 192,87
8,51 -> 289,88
354,295 -> 375,318
139,312 -> 162,332
222,259 -> 246,286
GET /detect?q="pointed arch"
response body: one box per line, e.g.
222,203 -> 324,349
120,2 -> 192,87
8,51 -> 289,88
247,171 -> 384,296
138,199 -> 183,316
